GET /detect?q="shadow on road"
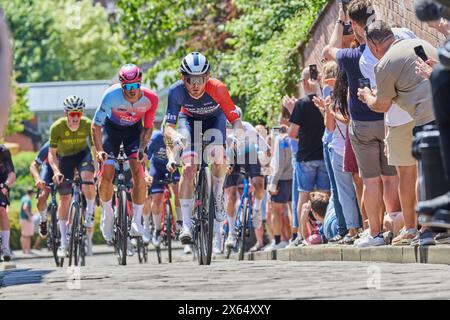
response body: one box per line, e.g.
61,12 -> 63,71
0,268 -> 54,288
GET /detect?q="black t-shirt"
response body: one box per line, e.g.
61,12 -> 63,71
289,94 -> 325,162
0,145 -> 15,183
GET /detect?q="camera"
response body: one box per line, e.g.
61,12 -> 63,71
309,64 -> 318,81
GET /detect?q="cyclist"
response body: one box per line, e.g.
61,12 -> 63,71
145,125 -> 181,247
48,96 -> 96,258
224,107 -> 269,251
0,144 -> 16,261
164,52 -> 244,244
92,64 -> 158,242
29,141 -> 53,237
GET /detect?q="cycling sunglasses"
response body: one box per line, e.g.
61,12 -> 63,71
184,75 -> 207,85
123,82 -> 141,91
68,111 -> 83,118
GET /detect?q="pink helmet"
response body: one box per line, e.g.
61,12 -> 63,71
118,64 -> 142,84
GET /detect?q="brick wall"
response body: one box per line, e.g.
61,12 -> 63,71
298,0 -> 446,95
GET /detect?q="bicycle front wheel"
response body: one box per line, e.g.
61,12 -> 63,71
115,189 -> 128,266
238,198 -> 249,261
166,201 -> 173,263
68,201 -> 80,267
198,167 -> 214,265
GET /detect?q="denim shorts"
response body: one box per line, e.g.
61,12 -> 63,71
295,160 -> 330,192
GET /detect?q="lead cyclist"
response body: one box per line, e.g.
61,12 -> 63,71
164,52 -> 244,244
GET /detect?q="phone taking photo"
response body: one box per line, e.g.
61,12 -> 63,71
414,45 -> 428,62
358,78 -> 371,90
309,64 -> 318,81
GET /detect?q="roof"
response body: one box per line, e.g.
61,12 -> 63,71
20,80 -> 113,112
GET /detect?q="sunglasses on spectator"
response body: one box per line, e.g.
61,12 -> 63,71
123,83 -> 141,91
184,76 -> 207,85
68,111 -> 83,118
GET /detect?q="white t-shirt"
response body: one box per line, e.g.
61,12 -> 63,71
330,120 -> 347,157
360,28 -> 416,126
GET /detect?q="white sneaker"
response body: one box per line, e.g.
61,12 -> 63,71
287,236 -> 301,248
279,241 -> 288,248
225,234 -> 236,248
143,226 -> 151,244
84,215 -> 94,229
127,238 -> 134,256
100,213 -> 114,242
152,230 -> 162,248
214,194 -> 227,222
184,245 -> 192,254
264,240 -> 286,251
356,234 -> 385,248
57,245 -> 67,258
130,220 -> 144,237
179,226 -> 193,244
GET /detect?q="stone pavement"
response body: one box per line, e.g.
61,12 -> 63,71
2,252 -> 450,299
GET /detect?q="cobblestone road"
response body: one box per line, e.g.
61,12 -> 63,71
2,246 -> 450,300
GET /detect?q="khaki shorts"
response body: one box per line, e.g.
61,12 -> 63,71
385,121 -> 416,167
349,119 -> 397,179
20,219 -> 34,237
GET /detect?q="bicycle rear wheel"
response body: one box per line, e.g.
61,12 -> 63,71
78,210 -> 86,267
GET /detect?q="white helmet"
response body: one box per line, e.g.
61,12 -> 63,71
63,95 -> 85,112
180,52 -> 210,76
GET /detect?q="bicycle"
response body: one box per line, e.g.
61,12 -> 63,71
155,171 -> 179,264
41,183 -> 63,267
226,166 -> 253,261
65,175 -> 93,267
109,148 -> 134,266
0,183 -> 10,262
189,137 -> 215,265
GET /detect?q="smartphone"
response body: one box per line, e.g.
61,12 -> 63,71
414,45 -> 428,62
309,64 -> 318,81
343,22 -> 353,36
358,78 -> 371,90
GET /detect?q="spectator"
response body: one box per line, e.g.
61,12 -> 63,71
315,65 -> 362,244
314,61 -> 349,244
267,125 -> 293,250
20,188 -> 35,254
0,144 -> 15,261
358,20 -> 437,245
0,13 -> 12,139
300,192 -> 329,245
323,1 -> 400,247
289,67 -> 331,242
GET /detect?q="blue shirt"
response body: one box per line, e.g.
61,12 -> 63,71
147,130 -> 168,166
336,45 -> 384,122
35,141 -> 50,165
20,195 -> 32,220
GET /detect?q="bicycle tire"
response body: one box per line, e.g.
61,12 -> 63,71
117,189 -> 128,265
68,201 -> 80,266
137,237 -> 143,264
79,209 -> 86,267
199,167 -> 214,265
166,201 -> 172,263
156,246 -> 162,264
48,204 -> 61,267
239,197 -> 249,261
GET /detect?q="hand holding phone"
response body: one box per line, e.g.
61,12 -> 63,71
309,64 -> 318,81
414,45 -> 428,62
358,78 -> 371,90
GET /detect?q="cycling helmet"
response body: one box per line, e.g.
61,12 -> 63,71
180,52 -> 210,76
63,95 -> 85,112
118,64 -> 142,84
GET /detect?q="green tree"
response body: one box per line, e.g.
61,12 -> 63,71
1,0 -> 123,83
115,0 -> 327,125
5,79 -> 33,137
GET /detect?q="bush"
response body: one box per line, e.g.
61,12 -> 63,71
10,151 -> 37,201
